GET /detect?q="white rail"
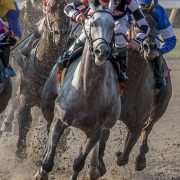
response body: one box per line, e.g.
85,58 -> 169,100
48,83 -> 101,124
159,0 -> 180,8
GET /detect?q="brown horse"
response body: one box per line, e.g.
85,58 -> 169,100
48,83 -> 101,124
88,13 -> 172,179
9,0 -> 69,159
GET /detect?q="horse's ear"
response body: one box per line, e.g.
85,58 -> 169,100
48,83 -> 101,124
108,0 -> 114,11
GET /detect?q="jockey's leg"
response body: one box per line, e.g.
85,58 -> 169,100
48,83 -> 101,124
112,47 -> 128,82
150,56 -> 165,90
112,17 -> 129,94
57,32 -> 86,73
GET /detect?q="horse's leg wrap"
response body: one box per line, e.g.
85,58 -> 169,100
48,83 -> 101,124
41,119 -> 68,173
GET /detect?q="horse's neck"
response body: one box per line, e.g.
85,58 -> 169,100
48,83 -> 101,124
127,50 -> 153,93
36,30 -> 60,69
73,45 -> 107,94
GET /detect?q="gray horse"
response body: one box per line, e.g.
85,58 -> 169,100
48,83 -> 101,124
88,13 -> 172,178
35,6 -> 121,180
8,0 -> 69,159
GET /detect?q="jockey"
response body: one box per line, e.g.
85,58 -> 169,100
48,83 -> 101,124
58,0 -> 150,84
138,0 -> 177,89
0,0 -> 22,81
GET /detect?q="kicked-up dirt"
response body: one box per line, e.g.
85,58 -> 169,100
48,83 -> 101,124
0,58 -> 179,180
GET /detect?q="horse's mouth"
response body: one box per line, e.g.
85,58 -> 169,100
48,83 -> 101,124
95,56 -> 106,66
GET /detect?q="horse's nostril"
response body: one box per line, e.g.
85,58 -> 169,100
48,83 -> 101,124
95,49 -> 101,56
143,44 -> 149,51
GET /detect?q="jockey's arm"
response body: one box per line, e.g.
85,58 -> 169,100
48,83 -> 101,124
7,8 -> 22,40
127,0 -> 150,42
152,5 -> 176,54
64,1 -> 88,22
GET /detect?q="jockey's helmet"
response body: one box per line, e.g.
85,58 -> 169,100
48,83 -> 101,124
138,0 -> 158,11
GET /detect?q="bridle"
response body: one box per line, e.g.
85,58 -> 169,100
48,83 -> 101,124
82,9 -> 114,57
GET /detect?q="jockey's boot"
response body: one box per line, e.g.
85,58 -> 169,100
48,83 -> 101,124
112,47 -> 128,82
21,31 -> 41,57
57,39 -> 84,74
150,56 -> 166,90
112,47 -> 128,95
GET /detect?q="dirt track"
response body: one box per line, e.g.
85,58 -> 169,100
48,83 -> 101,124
0,58 -> 180,180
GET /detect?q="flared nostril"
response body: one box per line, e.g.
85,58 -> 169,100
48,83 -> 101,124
95,48 -> 101,56
95,44 -> 110,58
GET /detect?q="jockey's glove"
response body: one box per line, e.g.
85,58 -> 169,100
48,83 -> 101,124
6,36 -> 17,46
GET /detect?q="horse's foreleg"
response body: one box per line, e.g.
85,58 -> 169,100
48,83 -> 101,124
116,128 -> 141,166
89,129 -> 110,180
34,119 -> 67,180
15,95 -> 32,159
41,75 -> 57,133
71,130 -> 100,180
41,94 -> 56,133
135,119 -> 153,171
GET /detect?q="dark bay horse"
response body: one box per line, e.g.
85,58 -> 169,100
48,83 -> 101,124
88,13 -> 172,178
0,48 -> 12,114
0,74 -> 12,115
35,6 -> 121,180
9,0 -> 69,158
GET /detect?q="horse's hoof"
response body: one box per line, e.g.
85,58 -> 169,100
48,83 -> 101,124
116,152 -> 129,166
69,174 -> 78,180
89,168 -> 99,180
89,161 -> 106,180
34,168 -> 48,180
135,155 -> 146,171
1,122 -> 12,132
89,164 -> 106,180
98,160 -> 106,176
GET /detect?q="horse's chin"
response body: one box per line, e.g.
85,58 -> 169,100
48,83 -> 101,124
95,57 -> 106,66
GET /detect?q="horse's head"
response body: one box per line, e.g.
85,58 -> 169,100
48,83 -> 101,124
85,6 -> 114,65
142,35 -> 159,60
44,0 -> 68,45
141,12 -> 160,61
